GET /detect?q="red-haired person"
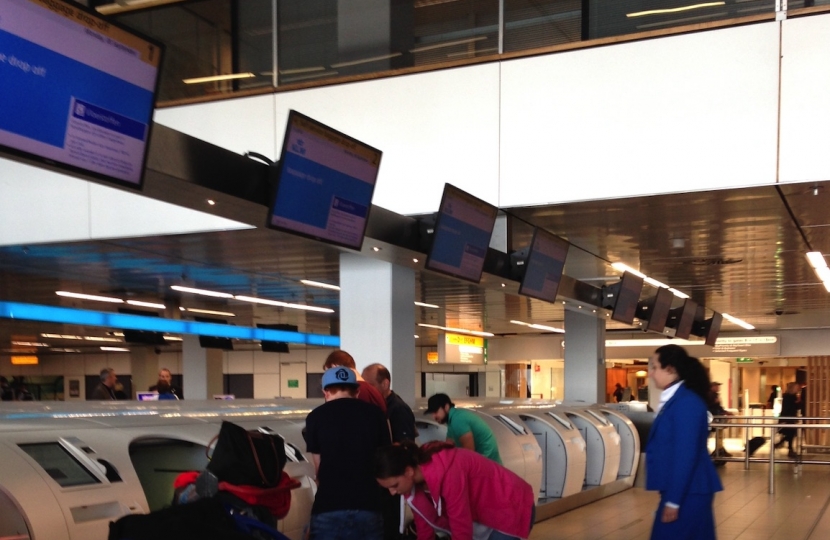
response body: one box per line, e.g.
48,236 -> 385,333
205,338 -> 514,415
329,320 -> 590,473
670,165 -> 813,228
374,442 -> 535,540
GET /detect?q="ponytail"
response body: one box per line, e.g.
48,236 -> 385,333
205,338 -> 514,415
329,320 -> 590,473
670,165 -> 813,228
374,441 -> 454,479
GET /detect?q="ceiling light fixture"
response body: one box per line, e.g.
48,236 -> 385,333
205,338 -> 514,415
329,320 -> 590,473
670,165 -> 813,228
644,277 -> 668,289
11,341 -> 49,347
164,336 -> 184,341
126,300 -> 166,309
668,288 -> 690,299
207,199 -> 216,206
41,333 -> 84,340
101,346 -> 130,352
414,301 -> 440,308
806,252 -> 827,269
171,285 -> 234,299
56,291 -> 124,303
722,313 -> 755,330
414,334 -> 420,339
417,323 -> 494,338
182,307 -> 236,317
300,280 -> 341,291
234,295 -> 335,314
83,336 -> 121,342
183,72 -> 256,85
626,2 -> 725,18
510,320 -> 565,333
611,262 -> 645,278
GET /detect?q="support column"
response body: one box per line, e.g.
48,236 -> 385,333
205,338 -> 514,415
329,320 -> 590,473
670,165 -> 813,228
339,253 -> 416,405
182,335 -> 224,400
564,309 -> 606,404
130,347 -> 158,399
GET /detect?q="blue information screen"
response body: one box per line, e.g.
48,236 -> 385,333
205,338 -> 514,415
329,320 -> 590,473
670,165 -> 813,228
519,228 -> 569,303
426,184 -> 498,283
268,111 -> 382,250
0,0 -> 161,187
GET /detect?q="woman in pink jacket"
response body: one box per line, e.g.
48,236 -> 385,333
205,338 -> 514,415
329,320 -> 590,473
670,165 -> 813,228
374,441 -> 535,540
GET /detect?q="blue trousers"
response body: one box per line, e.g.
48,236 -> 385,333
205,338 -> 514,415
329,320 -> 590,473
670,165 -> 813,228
309,509 -> 383,540
650,494 -> 716,540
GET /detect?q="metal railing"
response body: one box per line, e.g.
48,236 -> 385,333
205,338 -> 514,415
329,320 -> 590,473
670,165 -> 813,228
710,415 -> 830,494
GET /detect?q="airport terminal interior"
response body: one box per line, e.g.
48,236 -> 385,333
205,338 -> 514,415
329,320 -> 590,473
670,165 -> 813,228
3,0 -> 830,539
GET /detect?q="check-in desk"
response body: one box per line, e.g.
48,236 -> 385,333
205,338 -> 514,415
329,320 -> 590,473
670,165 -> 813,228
563,408 -> 621,486
474,410 -> 543,498
518,411 -> 586,499
598,409 -> 640,478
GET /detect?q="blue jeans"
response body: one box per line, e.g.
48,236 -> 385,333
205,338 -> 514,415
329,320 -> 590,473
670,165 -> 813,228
487,504 -> 536,540
309,510 -> 383,540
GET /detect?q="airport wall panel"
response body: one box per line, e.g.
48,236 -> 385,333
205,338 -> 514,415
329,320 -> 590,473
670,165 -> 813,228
499,22 -> 780,207
226,350 -> 255,374
779,13 -> 830,184
154,94 -> 278,159
253,350 -> 281,374
254,373 -> 281,399
280,362 -> 307,398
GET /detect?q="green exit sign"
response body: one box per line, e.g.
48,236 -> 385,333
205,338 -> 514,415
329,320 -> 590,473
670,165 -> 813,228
287,379 -> 299,388
736,357 -> 754,363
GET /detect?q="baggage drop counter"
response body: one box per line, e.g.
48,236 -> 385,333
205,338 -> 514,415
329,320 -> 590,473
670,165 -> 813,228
599,409 -> 640,478
518,412 -> 586,500
564,408 -> 621,486
475,410 -> 543,497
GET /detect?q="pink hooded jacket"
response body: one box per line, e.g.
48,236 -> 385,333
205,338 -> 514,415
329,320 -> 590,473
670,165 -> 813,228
405,447 -> 534,540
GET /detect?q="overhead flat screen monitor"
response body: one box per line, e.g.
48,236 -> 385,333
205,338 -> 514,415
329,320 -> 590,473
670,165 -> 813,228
118,307 -> 166,345
704,312 -> 723,347
644,287 -> 674,333
518,228 -> 570,303
609,272 -> 645,325
668,299 -> 697,340
425,184 -> 498,283
194,317 -> 233,350
267,110 -> 382,250
19,442 -> 101,487
0,0 -> 163,189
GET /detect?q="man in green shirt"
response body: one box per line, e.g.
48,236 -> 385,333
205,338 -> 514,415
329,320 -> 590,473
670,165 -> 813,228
425,393 -> 502,464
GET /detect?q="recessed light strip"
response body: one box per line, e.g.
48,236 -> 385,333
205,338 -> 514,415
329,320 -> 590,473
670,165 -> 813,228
417,323 -> 494,337
300,280 -> 341,291
181,307 -> 237,317
414,301 -> 441,308
234,295 -> 334,314
171,285 -> 234,299
627,2 -> 725,18
612,262 -> 689,298
806,252 -> 830,292
126,300 -> 166,309
56,291 -> 123,303
510,320 -> 565,333
722,313 -> 755,330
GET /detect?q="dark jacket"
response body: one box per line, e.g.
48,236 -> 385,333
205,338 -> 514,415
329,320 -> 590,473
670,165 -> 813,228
90,383 -> 116,400
386,390 -> 417,443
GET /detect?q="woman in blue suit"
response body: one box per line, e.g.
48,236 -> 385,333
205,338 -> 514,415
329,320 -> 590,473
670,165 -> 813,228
646,344 -> 723,540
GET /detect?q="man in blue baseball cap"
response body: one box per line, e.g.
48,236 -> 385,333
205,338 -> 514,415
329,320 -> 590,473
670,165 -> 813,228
304,366 -> 392,540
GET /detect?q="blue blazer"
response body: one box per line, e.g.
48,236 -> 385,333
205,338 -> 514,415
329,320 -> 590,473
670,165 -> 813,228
646,383 -> 723,505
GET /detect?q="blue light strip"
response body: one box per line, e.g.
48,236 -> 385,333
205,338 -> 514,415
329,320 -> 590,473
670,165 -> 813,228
0,301 -> 340,347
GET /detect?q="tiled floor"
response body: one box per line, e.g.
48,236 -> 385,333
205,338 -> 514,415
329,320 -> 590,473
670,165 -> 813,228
529,441 -> 830,540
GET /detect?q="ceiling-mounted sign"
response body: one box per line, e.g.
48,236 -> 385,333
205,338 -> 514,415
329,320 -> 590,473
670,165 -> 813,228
427,351 -> 439,364
736,357 -> 754,363
438,333 -> 485,364
712,336 -> 779,355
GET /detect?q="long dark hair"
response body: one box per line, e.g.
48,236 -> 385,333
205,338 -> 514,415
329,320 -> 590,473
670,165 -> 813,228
374,441 -> 454,479
654,344 -> 711,402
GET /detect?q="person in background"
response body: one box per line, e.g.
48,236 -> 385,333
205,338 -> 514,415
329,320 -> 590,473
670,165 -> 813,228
362,363 -> 419,540
155,379 -> 179,400
305,367 -> 391,540
425,393 -> 502,464
613,383 -> 624,403
375,441 -> 535,540
646,345 -> 722,540
90,368 -> 118,400
708,381 -> 733,460
323,350 -> 387,415
774,382 -> 800,458
0,377 -> 14,401
767,385 -> 780,410
149,368 -> 182,399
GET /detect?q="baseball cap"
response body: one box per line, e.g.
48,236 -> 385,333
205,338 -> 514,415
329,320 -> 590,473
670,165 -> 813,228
424,393 -> 453,414
321,367 -> 358,389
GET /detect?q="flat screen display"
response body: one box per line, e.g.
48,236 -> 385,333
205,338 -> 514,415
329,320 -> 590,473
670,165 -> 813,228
669,299 -> 697,340
267,110 -> 382,250
645,287 -> 674,333
0,0 -> 163,188
19,442 -> 101,487
611,272 -> 645,325
425,184 -> 498,283
518,228 -> 569,303
194,316 -> 233,350
704,312 -> 723,347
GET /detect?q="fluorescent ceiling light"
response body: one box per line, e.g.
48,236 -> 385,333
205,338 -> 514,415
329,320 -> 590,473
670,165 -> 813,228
101,347 -> 130,352
418,323 -> 494,337
606,338 -> 702,347
414,334 -> 420,339
627,2 -> 725,18
722,313 -> 755,330
127,300 -> 166,309
234,295 -> 335,314
183,307 -> 237,317
171,285 -> 233,299
668,288 -> 690,299
83,336 -> 121,342
56,291 -> 123,303
331,52 -> 402,69
415,301 -> 441,308
11,341 -> 49,347
611,262 -> 645,278
510,320 -> 565,333
183,73 -> 256,85
411,36 -> 487,53
644,277 -> 668,288
41,333 -> 84,340
301,280 -> 341,291
807,252 -> 828,269
164,336 -> 183,341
